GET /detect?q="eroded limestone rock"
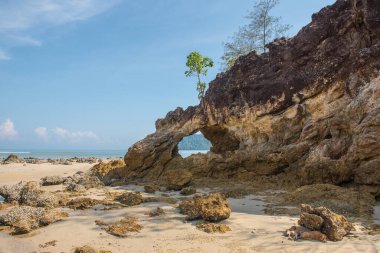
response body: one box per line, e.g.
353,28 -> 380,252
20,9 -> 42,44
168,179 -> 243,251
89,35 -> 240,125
41,176 -> 65,186
165,169 -> 192,190
90,160 -> 125,184
179,193 -> 231,222
0,181 -> 63,209
113,0 -> 380,198
0,206 -> 67,234
114,192 -> 142,206
66,198 -> 103,210
300,204 -> 353,241
277,184 -> 375,216
95,217 -> 142,238
196,223 -> 231,233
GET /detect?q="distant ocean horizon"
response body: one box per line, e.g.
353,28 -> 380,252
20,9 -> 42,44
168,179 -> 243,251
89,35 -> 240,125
0,149 -> 209,159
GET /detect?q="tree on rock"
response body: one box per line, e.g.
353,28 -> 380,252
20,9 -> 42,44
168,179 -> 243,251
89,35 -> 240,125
222,0 -> 290,69
185,52 -> 214,111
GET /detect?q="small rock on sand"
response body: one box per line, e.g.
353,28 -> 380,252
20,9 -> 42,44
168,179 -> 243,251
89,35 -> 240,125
196,223 -> 232,233
115,192 -> 142,206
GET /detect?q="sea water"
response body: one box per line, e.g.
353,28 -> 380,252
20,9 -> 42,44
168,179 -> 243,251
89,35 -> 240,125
0,149 -> 209,159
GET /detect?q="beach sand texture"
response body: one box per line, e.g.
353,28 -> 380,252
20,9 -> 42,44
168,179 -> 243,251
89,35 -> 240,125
0,163 -> 379,253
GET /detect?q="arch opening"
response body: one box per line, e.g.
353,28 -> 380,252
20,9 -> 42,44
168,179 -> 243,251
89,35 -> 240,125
177,132 -> 212,158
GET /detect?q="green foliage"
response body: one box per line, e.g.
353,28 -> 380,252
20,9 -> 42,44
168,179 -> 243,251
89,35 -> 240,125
222,0 -> 290,70
185,52 -> 214,103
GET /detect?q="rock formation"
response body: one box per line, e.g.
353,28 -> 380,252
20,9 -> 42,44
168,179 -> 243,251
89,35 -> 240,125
0,206 -> 68,234
178,193 -> 231,222
298,204 -> 353,241
114,0 -> 380,195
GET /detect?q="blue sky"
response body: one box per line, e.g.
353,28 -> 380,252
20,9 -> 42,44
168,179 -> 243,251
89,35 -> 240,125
0,0 -> 335,150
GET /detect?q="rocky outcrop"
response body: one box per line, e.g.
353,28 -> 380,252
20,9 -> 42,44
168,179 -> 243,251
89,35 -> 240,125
90,160 -> 125,184
299,204 -> 353,241
114,0 -> 380,194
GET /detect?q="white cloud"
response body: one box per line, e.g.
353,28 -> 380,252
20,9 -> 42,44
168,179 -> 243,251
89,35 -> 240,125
0,119 -> 18,139
35,127 -> 49,140
52,127 -> 98,143
35,126 -> 99,144
0,0 -> 121,60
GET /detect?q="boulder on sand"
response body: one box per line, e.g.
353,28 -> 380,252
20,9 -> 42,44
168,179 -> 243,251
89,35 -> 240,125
66,198 -> 103,210
0,206 -> 68,234
0,181 -> 63,209
115,192 -> 143,206
41,176 -> 65,186
298,204 -> 353,241
0,182 -> 24,202
3,154 -> 23,164
18,181 -> 61,209
95,217 -> 142,238
179,193 -> 231,222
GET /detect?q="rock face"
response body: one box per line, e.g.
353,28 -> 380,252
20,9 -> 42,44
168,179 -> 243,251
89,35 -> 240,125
90,160 -> 125,184
112,0 -> 380,193
165,170 -> 192,190
299,204 -> 353,241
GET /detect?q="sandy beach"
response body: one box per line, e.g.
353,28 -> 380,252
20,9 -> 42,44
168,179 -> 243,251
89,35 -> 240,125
0,163 -> 379,253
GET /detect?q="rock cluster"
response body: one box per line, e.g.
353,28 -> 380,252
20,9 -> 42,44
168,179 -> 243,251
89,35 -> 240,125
1,155 -> 99,165
115,0 -> 380,198
179,193 -> 231,222
64,171 -> 104,191
287,204 -> 353,242
0,181 -> 64,209
0,206 -> 68,234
